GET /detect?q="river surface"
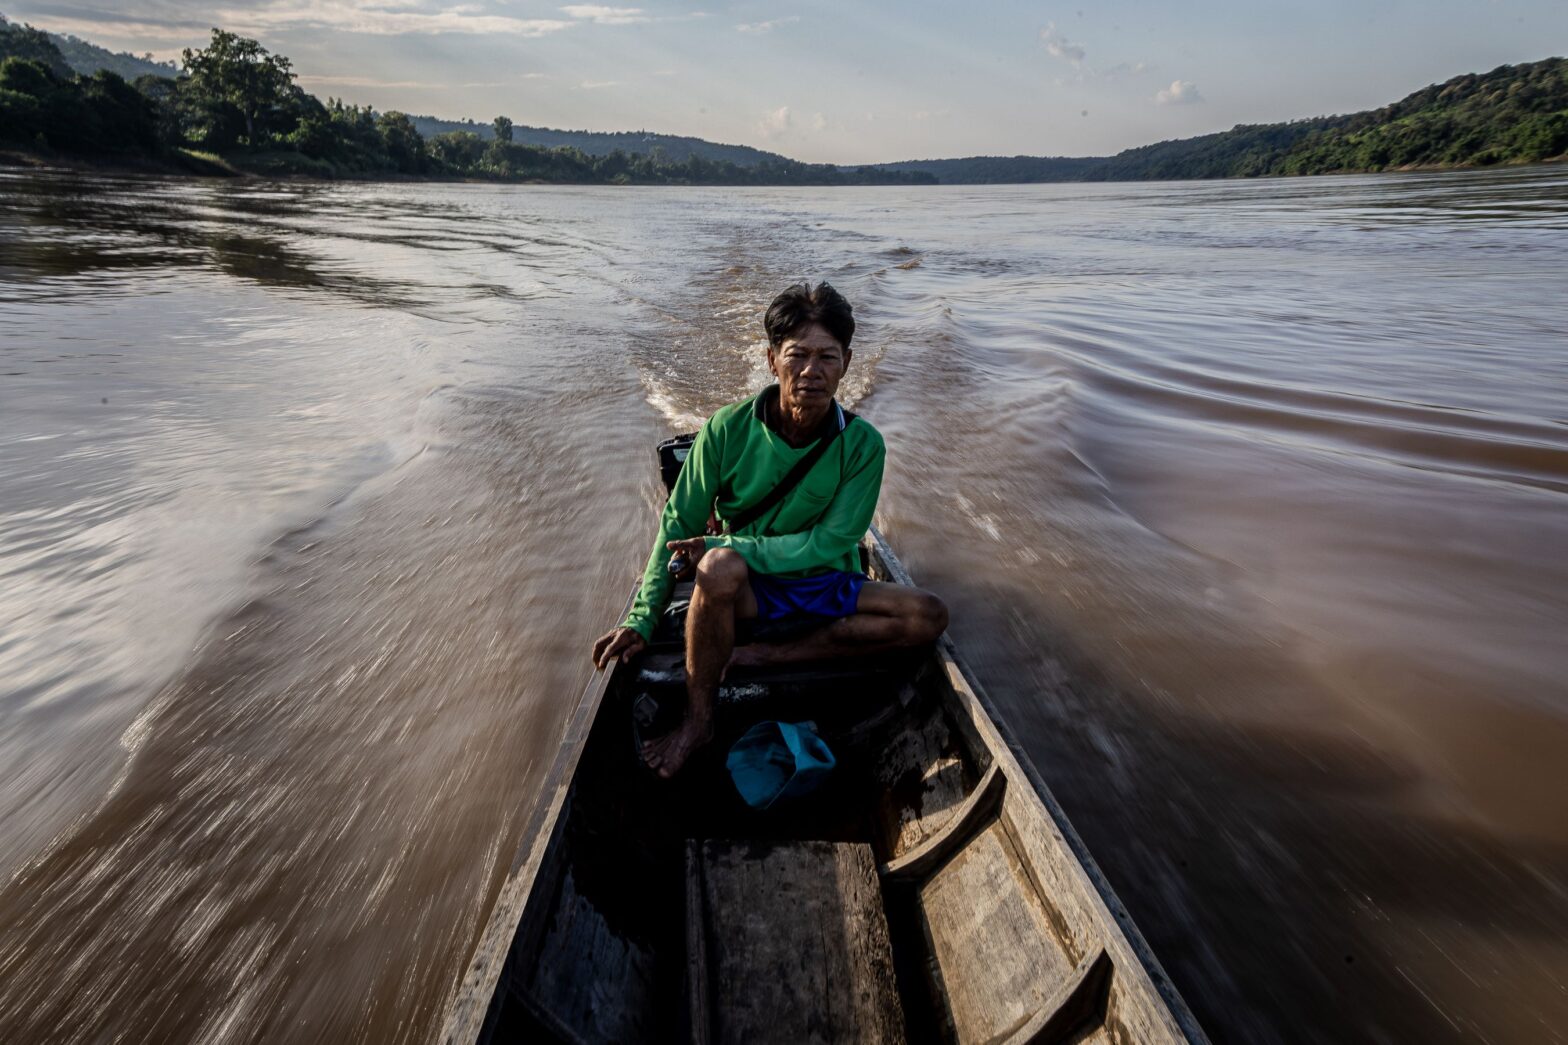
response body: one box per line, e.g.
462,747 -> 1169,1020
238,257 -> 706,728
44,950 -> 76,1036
1,166 -> 1565,1043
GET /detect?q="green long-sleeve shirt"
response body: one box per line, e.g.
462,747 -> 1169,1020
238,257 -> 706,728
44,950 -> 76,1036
623,386 -> 886,640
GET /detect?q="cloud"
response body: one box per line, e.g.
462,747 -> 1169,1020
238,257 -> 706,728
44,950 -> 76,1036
560,5 -> 649,25
579,79 -> 621,89
1155,79 -> 1203,105
147,1 -> 575,38
19,1 -> 671,41
1040,22 -> 1085,65
296,70 -> 547,89
1101,60 -> 1152,78
736,15 -> 799,34
757,105 -> 792,138
298,74 -> 442,88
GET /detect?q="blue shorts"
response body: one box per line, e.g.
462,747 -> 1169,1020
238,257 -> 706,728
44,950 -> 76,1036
750,570 -> 866,622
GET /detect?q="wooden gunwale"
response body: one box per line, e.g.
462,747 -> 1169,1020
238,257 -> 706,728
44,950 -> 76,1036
865,527 -> 1207,1043
438,599 -> 627,1045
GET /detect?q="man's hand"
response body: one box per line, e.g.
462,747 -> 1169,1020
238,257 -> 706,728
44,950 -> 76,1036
665,536 -> 708,580
592,627 -> 647,670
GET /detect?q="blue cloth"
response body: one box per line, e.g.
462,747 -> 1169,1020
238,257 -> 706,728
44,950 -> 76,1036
749,569 -> 865,622
726,720 -> 837,809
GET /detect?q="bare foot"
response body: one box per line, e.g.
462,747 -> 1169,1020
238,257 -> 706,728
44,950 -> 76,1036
641,716 -> 714,779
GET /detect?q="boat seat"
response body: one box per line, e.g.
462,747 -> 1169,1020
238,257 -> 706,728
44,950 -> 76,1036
686,839 -> 905,1044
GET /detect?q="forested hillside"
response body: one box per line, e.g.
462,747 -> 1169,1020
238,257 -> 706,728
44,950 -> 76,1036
1,14 -> 174,79
409,114 -> 787,168
875,58 -> 1567,182
0,25 -> 931,184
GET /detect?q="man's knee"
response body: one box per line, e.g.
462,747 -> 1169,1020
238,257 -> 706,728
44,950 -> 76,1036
694,547 -> 749,598
908,589 -> 948,643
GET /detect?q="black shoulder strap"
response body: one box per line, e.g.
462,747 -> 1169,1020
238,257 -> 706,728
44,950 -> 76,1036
727,409 -> 856,533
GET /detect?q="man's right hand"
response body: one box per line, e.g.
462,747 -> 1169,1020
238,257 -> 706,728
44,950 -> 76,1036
592,627 -> 647,670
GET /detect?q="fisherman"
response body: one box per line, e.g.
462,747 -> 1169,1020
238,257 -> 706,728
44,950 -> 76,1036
592,282 -> 948,778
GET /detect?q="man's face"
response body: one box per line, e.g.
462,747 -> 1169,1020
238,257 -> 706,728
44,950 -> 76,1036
768,322 -> 851,414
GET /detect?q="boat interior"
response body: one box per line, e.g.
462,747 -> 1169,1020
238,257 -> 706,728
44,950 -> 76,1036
456,536 -> 1197,1045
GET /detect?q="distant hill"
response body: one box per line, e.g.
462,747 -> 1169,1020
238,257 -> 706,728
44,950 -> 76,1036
872,58 -> 1568,182
409,114 -> 790,168
47,31 -> 175,80
870,155 -> 1100,183
0,14 -> 71,78
0,13 -> 175,79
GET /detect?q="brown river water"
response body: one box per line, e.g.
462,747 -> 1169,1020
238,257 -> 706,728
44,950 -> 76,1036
0,166 -> 1565,1043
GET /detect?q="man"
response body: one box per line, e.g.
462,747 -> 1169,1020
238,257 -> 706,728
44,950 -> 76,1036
592,282 -> 948,778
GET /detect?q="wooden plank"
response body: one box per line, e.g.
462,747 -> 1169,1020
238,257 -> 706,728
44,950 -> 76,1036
1002,948 -> 1112,1045
524,866 -> 659,1042
698,840 -> 904,1044
918,823 -> 1074,1043
879,764 -> 1006,881
875,704 -> 970,859
685,840 -> 711,1045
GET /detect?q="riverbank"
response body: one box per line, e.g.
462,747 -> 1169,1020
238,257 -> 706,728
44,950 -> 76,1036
5,140 -> 1566,188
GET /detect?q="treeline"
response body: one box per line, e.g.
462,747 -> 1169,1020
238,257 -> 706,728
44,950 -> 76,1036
876,58 -> 1568,182
0,24 -> 933,185
409,114 -> 789,169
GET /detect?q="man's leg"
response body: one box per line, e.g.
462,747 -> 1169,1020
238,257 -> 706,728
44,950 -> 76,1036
730,581 -> 947,668
642,548 -> 757,779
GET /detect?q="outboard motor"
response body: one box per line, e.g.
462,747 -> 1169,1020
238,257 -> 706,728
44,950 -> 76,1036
657,432 -> 698,493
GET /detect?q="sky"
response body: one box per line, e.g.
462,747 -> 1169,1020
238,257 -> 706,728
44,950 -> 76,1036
4,0 -> 1566,164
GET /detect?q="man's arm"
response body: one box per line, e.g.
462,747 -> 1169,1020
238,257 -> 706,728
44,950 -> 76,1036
704,438 -> 883,576
620,420 -> 723,640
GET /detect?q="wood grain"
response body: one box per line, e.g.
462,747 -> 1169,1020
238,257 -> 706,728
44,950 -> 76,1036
696,839 -> 905,1044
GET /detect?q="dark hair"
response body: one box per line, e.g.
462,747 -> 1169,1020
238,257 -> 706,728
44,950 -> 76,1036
764,282 -> 855,352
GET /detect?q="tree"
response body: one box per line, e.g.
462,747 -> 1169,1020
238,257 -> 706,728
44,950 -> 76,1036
0,54 -> 55,97
429,130 -> 485,170
181,28 -> 294,146
376,110 -> 424,173
492,115 -> 512,142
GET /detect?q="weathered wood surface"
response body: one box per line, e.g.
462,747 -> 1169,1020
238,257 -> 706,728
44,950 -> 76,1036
694,839 -> 905,1044
1002,947 -> 1111,1045
525,867 -> 658,1042
880,764 -> 1005,881
875,702 -> 970,859
685,840 -> 710,1045
919,823 -> 1075,1042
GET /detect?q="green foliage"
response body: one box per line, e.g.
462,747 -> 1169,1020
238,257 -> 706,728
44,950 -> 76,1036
491,114 -> 512,142
881,57 -> 1568,182
376,110 -> 424,173
181,28 -> 295,146
77,69 -> 160,153
44,31 -> 176,80
0,57 -> 156,153
429,130 -> 485,169
409,113 -> 798,169
0,16 -> 72,78
0,54 -> 53,96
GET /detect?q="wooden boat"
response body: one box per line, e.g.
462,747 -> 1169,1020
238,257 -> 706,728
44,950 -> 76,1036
441,528 -> 1208,1044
